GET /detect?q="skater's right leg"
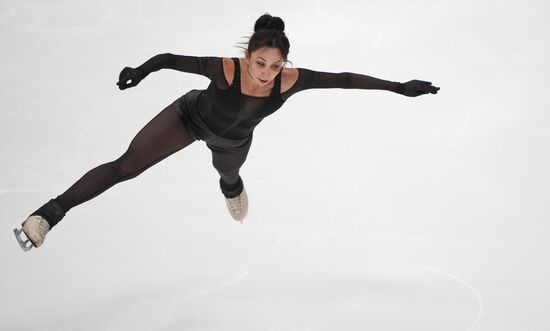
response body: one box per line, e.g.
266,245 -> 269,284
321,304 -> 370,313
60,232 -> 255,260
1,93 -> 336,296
16,102 -> 196,250
54,101 -> 196,215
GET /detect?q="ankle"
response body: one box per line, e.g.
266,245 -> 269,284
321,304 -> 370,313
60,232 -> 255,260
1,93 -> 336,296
31,199 -> 66,229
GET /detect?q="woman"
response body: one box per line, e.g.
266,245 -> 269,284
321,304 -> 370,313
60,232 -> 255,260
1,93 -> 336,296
14,13 -> 440,251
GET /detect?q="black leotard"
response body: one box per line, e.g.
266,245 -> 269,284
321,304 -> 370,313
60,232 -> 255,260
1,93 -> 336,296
138,53 -> 402,139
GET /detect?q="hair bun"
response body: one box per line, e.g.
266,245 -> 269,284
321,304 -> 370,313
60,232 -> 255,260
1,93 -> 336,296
254,13 -> 285,32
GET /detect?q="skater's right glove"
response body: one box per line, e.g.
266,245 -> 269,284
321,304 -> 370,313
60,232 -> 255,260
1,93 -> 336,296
116,67 -> 147,90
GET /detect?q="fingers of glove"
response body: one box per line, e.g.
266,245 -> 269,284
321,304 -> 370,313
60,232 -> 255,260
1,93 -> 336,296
118,80 -> 137,90
417,81 -> 438,94
117,82 -> 132,90
417,81 -> 432,88
116,79 -> 129,90
116,78 -> 138,90
429,86 -> 440,94
117,79 -> 131,90
420,81 -> 440,94
401,80 -> 439,96
118,67 -> 142,85
117,73 -> 131,88
117,73 -> 141,90
118,67 -> 133,81
419,81 -> 439,94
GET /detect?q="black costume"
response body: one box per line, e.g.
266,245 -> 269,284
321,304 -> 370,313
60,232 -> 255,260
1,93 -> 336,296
145,54 -> 409,140
36,53 -> 438,228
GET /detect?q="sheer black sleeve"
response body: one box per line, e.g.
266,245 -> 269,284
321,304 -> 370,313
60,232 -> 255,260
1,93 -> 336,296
283,68 -> 402,100
136,53 -> 228,88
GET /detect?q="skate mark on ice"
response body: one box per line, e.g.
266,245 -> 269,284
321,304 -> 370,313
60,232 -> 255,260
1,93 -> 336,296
419,265 -> 483,331
32,269 -> 250,316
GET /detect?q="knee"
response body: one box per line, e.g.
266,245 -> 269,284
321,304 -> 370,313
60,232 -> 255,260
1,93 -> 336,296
114,150 -> 142,178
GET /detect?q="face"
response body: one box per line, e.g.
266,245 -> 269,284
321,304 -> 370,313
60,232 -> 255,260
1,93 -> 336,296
246,46 -> 284,86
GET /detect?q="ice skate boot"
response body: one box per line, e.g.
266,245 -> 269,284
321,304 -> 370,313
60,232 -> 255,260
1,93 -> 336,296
14,199 -> 66,252
225,187 -> 248,223
14,216 -> 50,251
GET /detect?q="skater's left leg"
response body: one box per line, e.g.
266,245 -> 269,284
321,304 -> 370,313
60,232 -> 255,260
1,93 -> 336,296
208,138 -> 252,222
209,140 -> 252,199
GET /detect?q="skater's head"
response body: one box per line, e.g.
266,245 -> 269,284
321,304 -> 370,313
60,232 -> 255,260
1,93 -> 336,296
236,13 -> 291,86
247,13 -> 289,62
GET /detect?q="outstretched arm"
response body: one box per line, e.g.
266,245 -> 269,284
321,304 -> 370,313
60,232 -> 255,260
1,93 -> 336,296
116,53 -> 223,90
287,68 -> 440,98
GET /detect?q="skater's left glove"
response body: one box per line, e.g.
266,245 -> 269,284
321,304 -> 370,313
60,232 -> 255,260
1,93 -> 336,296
396,80 -> 440,97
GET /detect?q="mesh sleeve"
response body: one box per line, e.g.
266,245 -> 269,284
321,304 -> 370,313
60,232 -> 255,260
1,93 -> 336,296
283,68 -> 401,99
137,53 -> 227,88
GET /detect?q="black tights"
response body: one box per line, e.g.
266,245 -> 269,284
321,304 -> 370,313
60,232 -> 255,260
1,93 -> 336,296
53,101 -> 248,216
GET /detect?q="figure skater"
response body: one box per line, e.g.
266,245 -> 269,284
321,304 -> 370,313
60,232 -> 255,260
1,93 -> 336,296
14,13 -> 440,251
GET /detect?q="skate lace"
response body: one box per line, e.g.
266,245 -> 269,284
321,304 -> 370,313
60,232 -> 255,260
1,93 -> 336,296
35,217 -> 50,238
227,195 -> 242,212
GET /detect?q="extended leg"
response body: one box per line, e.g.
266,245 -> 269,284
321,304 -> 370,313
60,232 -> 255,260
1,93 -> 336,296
55,101 -> 195,214
15,101 -> 196,251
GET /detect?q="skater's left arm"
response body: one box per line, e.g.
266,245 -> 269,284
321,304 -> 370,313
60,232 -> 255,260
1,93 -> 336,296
285,68 -> 440,98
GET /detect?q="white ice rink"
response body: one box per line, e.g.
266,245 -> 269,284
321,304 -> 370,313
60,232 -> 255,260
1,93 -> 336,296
1,0 -> 549,330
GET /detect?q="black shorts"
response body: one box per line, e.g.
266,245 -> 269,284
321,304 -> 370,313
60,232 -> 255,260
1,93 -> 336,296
173,89 -> 253,153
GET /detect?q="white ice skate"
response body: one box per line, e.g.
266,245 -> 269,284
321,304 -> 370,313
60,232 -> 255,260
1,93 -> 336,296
225,187 -> 248,223
14,215 -> 51,252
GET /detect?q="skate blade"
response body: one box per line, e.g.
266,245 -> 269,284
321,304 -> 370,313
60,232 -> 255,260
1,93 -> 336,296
13,228 -> 34,252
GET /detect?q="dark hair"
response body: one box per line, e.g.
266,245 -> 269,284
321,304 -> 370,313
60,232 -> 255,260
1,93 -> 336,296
236,13 -> 292,66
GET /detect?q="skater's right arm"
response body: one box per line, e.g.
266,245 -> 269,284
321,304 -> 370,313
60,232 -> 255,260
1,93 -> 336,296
117,53 -> 223,90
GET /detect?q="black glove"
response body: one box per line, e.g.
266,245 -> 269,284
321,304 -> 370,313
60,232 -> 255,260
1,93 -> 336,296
116,67 -> 147,90
396,80 -> 440,97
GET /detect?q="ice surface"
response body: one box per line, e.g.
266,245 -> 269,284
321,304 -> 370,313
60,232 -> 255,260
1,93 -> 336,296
1,0 -> 549,330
